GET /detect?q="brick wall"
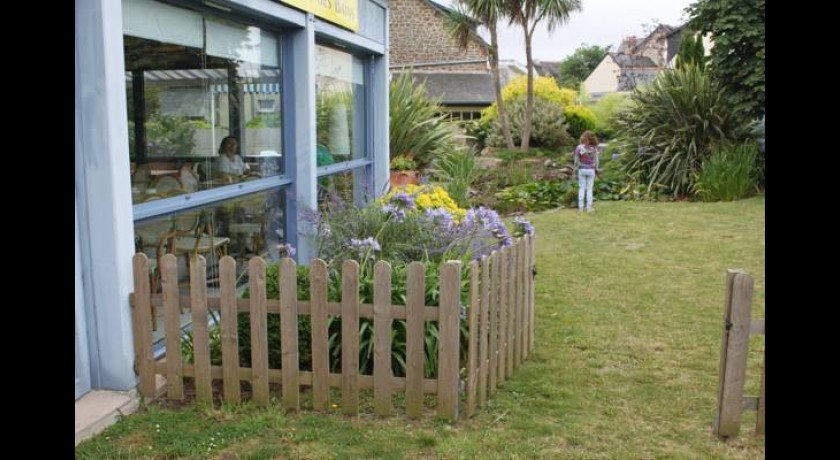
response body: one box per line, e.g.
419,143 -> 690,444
389,0 -> 488,72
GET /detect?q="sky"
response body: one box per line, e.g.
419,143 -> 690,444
436,0 -> 696,63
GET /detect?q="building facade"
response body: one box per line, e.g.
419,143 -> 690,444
75,0 -> 390,402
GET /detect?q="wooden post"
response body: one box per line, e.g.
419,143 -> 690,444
756,347 -> 765,435
437,261 -> 461,421
529,235 -> 536,353
190,255 -> 212,403
280,258 -> 300,411
373,261 -> 393,417
405,262 -> 425,419
131,254 -> 155,399
715,271 -> 754,439
219,256 -> 240,403
161,254 -> 184,400
309,259 -> 330,412
249,258 -> 269,406
341,260 -> 360,415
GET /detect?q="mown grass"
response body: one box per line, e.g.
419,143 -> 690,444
77,197 -> 765,459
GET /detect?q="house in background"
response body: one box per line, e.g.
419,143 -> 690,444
389,0 -> 494,121
664,25 -> 715,68
533,60 -> 561,85
583,24 -> 676,100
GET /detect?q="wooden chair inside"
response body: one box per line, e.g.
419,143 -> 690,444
157,212 -> 230,309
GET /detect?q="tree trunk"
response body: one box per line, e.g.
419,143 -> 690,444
489,23 -> 514,150
521,23 -> 534,151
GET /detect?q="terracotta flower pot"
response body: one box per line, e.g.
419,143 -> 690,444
390,170 -> 419,187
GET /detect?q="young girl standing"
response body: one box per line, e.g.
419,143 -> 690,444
573,130 -> 600,212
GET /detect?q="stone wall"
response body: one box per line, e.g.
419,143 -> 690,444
389,0 -> 488,72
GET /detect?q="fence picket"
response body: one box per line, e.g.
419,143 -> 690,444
498,247 -> 508,384
506,247 -> 515,378
219,256 -> 239,403
341,260 -> 360,415
374,261 -> 393,416
488,251 -> 499,394
478,255 -> 490,407
280,258 -> 300,411
512,242 -> 522,370
518,239 -> 526,366
437,261 -> 461,421
131,254 -> 155,398
190,255 -> 212,403
160,254 -> 183,400
466,260 -> 479,418
249,258 -> 269,406
309,259 -> 329,412
405,262 -> 425,419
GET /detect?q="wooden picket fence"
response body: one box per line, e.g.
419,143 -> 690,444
130,234 -> 536,421
714,269 -> 765,439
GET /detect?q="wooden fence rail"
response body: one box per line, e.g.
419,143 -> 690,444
714,269 -> 765,439
131,234 -> 536,421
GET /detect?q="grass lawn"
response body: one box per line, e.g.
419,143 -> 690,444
76,197 -> 765,459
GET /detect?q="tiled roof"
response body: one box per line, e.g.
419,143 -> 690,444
405,71 -> 496,106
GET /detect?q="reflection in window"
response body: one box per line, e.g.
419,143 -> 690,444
317,168 -> 370,210
315,45 -> 366,167
134,187 -> 287,342
123,0 -> 283,205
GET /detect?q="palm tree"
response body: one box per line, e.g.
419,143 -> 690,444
446,1 -> 515,150
508,0 -> 581,150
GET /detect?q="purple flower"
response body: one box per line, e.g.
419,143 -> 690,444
388,191 -> 416,210
513,217 -> 535,236
277,243 -> 296,257
382,204 -> 407,223
349,237 -> 381,253
424,207 -> 454,231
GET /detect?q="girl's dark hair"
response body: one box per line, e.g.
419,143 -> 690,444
580,130 -> 598,146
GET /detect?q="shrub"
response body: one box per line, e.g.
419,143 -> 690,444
390,71 -> 453,169
486,96 -> 571,149
564,105 -> 597,140
589,92 -> 631,139
616,65 -> 745,196
694,141 -> 759,201
482,76 -> 576,149
483,75 -> 577,120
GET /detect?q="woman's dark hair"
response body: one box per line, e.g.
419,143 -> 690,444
218,136 -> 237,154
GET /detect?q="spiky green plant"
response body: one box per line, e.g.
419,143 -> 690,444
389,71 -> 453,170
432,148 -> 484,207
617,65 -> 745,196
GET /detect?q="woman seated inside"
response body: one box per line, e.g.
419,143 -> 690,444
215,136 -> 250,182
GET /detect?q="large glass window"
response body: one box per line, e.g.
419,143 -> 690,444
315,45 -> 366,167
124,0 -> 283,204
124,0 -> 290,344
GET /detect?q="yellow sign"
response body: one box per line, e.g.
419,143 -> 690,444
280,0 -> 359,32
